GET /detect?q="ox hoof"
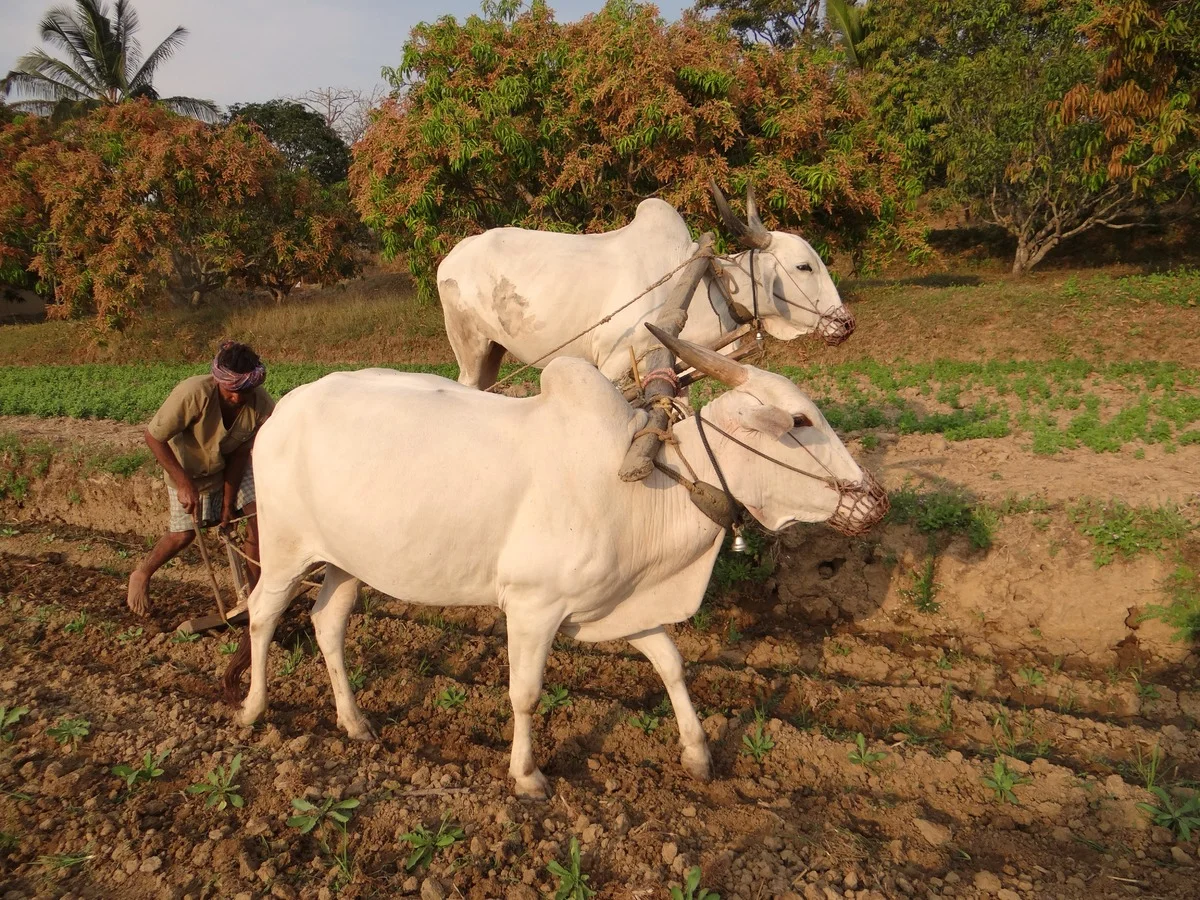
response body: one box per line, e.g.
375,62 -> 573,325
682,745 -> 713,782
237,705 -> 264,728
512,770 -> 550,800
342,716 -> 378,742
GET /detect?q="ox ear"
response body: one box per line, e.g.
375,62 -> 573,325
736,404 -> 792,438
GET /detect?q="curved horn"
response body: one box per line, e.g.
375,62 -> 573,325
708,178 -> 746,239
744,182 -> 771,249
646,322 -> 748,388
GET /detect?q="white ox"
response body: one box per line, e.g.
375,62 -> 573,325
436,184 -> 856,389
235,334 -> 886,797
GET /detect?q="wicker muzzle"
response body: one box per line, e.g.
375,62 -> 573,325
819,307 -> 856,346
827,467 -> 889,537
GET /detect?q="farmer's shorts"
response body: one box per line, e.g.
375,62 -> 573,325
166,466 -> 255,533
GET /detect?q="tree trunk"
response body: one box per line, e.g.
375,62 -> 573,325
1012,235 -> 1059,276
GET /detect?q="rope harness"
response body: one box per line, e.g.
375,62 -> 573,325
650,399 -> 889,539
713,248 -> 852,342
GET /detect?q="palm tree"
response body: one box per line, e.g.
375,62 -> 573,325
1,0 -> 218,121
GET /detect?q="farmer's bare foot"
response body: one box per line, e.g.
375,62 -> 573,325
127,570 -> 151,616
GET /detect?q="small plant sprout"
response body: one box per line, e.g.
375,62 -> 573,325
1,704 -> 29,741
539,685 -> 571,713
400,812 -> 465,871
47,717 -> 90,749
64,613 -> 88,634
36,846 -> 94,872
546,836 -> 596,900
982,758 -> 1031,804
741,709 -> 775,763
671,865 -> 721,900
0,830 -> 19,853
348,664 -> 366,691
629,712 -> 661,735
848,733 -> 887,768
219,640 -> 240,656
111,749 -> 169,790
435,686 -> 467,710
288,795 -> 360,836
186,753 -> 244,810
117,626 -> 144,643
1017,666 -> 1045,688
172,629 -> 201,643
279,643 -> 305,675
1137,787 -> 1200,841
1134,743 -> 1164,790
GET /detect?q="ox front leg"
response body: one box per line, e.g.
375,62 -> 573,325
628,626 -> 712,782
504,613 -> 560,799
311,565 -> 375,741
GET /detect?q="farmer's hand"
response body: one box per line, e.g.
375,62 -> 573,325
175,477 -> 200,515
219,504 -> 235,534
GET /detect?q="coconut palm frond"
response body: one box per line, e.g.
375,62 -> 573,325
128,25 -> 188,92
158,94 -> 220,123
113,0 -> 144,71
2,52 -> 97,102
38,9 -> 107,91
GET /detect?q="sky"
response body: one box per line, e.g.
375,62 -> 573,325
2,0 -> 695,109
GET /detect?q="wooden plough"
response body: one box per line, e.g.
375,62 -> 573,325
175,524 -> 252,635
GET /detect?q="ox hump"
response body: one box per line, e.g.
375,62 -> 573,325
539,358 -> 639,425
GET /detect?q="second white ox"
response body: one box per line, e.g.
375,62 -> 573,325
437,184 -> 856,389
236,333 -> 886,797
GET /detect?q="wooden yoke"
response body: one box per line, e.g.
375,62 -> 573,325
618,232 -> 715,482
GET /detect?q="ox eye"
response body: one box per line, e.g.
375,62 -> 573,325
792,414 -> 813,429
796,263 -> 813,272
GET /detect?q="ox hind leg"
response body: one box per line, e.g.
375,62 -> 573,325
504,605 -> 564,799
309,565 -> 374,740
627,626 -> 712,782
238,566 -> 307,727
443,299 -> 507,390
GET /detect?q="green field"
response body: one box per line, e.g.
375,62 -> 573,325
2,356 -> 1197,456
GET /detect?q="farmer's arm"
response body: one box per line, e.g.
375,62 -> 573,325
221,440 -> 253,526
144,428 -> 199,514
145,382 -> 202,515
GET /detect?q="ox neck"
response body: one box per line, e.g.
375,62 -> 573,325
654,410 -> 743,528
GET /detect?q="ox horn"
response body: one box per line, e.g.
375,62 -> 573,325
646,322 -> 748,388
708,178 -> 771,251
745,182 -> 771,248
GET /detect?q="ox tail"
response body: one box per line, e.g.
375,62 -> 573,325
222,626 -> 251,705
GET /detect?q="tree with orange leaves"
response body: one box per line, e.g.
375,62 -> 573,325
2,102 -> 361,325
353,0 -> 921,301
1060,0 -> 1199,193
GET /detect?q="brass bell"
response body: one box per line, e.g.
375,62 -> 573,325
731,529 -> 749,553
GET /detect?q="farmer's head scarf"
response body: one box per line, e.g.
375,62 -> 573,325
211,341 -> 266,392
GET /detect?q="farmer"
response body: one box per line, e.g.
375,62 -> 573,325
126,341 -> 274,617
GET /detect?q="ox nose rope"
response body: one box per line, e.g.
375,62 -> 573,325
716,249 -> 849,339
651,402 -> 888,538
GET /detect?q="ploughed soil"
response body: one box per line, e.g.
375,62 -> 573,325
2,417 -> 1200,900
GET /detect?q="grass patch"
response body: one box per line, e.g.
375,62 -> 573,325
706,528 -> 773,599
0,432 -> 54,501
0,362 -> 540,423
85,446 -> 153,477
1141,565 -> 1200,643
886,485 -> 994,550
1072,500 -> 1193,567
